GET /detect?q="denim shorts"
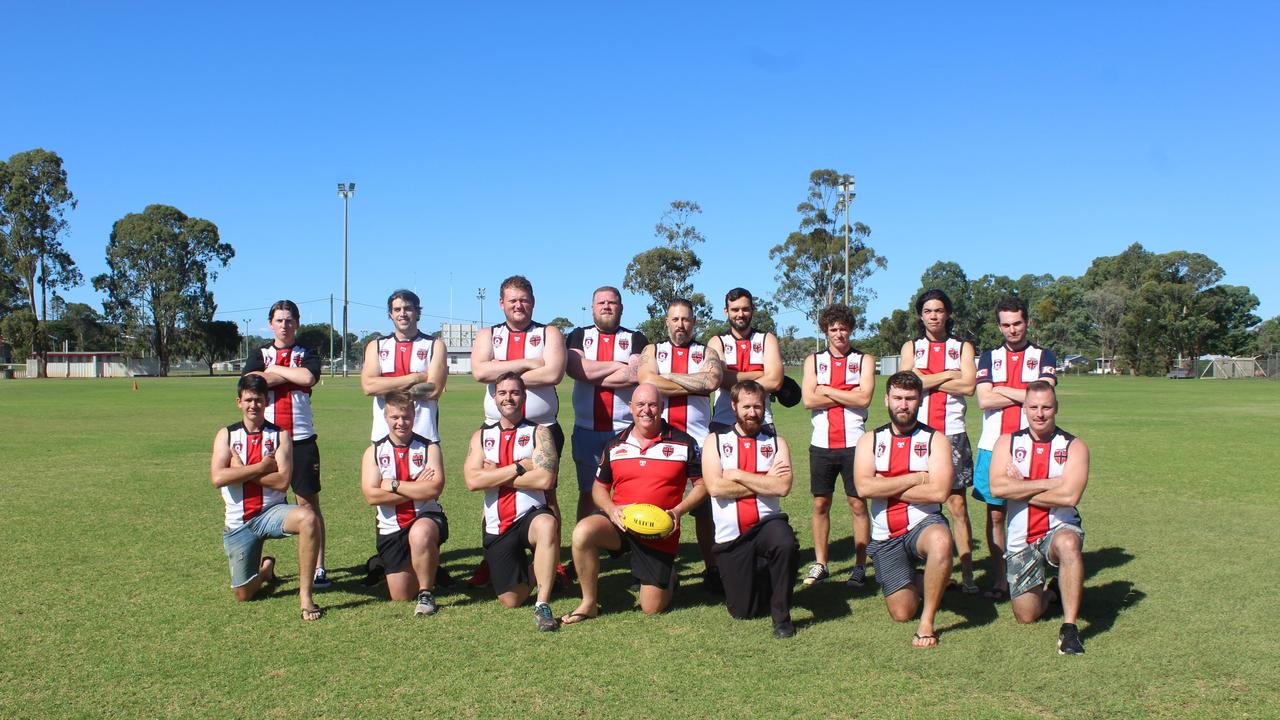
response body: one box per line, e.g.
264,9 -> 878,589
223,503 -> 295,588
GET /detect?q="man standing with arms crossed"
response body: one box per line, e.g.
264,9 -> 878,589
463,372 -> 562,631
900,289 -> 979,593
638,298 -> 724,591
854,372 -> 953,647
974,297 -> 1057,600
708,288 -> 783,430
989,381 -> 1089,655
801,303 -> 875,588
566,286 -> 647,521
211,374 -> 322,621
702,380 -> 800,639
242,300 -> 330,589
360,392 -> 448,617
361,290 -> 448,444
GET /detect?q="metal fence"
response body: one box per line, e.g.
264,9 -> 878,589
1265,353 -> 1280,379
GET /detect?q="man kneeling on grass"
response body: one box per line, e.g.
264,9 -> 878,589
210,374 -> 322,621
463,372 -> 562,631
988,381 -> 1089,655
853,371 -> 954,647
361,392 -> 448,617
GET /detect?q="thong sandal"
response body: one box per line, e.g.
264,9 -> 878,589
300,606 -> 325,622
559,611 -> 597,626
913,632 -> 940,648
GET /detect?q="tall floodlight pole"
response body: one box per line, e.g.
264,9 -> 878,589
242,319 -> 250,362
477,288 -> 486,328
838,175 -> 856,306
337,182 -> 356,377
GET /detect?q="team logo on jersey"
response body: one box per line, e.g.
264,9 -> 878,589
529,334 -> 541,347
1044,366 -> 1056,375
417,349 -> 428,361
977,369 -> 990,379
379,349 -> 389,359
1027,358 -> 1038,371
876,442 -> 886,457
760,444 -> 774,458
659,351 -> 668,361
1014,447 -> 1027,462
752,342 -> 763,353
916,348 -> 926,358
948,348 -> 960,360
614,446 -> 628,456
517,434 -> 530,447
493,335 -> 503,346
412,451 -> 424,465
378,455 -> 390,467
263,438 -> 275,453
913,442 -> 928,457
1054,448 -> 1068,464
895,440 -> 906,449
994,359 -> 1003,371
661,444 -> 674,457
818,363 -> 828,373
722,443 -> 733,455
691,351 -> 703,363
232,441 -> 243,454
484,438 -> 495,450
1035,446 -> 1044,455
618,338 -> 629,351
584,337 -> 594,348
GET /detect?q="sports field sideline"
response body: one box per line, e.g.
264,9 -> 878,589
1,375 -> 1276,719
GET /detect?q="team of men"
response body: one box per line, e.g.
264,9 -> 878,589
211,284 -> 1090,653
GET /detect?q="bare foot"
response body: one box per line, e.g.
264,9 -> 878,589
260,556 -> 276,584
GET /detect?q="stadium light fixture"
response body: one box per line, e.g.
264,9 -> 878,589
476,287 -> 486,327
337,182 -> 356,377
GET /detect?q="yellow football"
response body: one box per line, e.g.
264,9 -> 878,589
621,503 -> 675,540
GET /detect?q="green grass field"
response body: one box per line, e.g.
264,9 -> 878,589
1,375 -> 1277,719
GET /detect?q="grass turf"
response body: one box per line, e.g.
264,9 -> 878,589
0,374 -> 1276,718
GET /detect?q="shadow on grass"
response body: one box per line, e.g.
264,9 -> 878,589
1082,546 -> 1135,580
1080,580 -> 1144,639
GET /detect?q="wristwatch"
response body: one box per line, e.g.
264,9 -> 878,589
390,478 -> 401,493
514,463 -> 526,478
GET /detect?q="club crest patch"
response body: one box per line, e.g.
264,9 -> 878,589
994,359 -> 1003,371
1014,447 -> 1027,462
913,442 -> 928,457
659,351 -> 668,361
517,435 -> 530,447
263,438 -> 275,453
760,444 -> 774,458
484,438 -> 495,450
412,451 -> 424,465
1027,358 -> 1038,371
529,334 -> 541,347
916,348 -> 926,358
1054,448 -> 1068,464
232,442 -> 242,454
493,336 -> 503,346
661,445 -> 674,457
379,455 -> 390,467
948,348 -> 960,360
752,343 -> 763,353
584,337 -> 594,348
876,442 -> 886,456
722,444 -> 733,455
379,349 -> 389,359
691,352 -> 703,363
618,338 -> 629,351
818,363 -> 828,373
417,349 -> 428,360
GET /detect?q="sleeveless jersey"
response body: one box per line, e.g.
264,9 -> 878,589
710,428 -> 783,543
371,433 -> 442,536
1005,427 -> 1082,553
869,422 -> 941,541
484,322 -> 559,426
712,330 -> 773,426
369,332 -> 440,442
809,349 -> 868,449
912,337 -> 968,436
976,342 -> 1057,450
222,421 -> 287,531
655,340 -> 712,443
480,420 -> 546,535
568,325 -> 647,432
249,343 -> 320,440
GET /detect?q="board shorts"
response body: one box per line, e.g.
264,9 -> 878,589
865,513 -> 949,596
375,511 -> 449,574
482,506 -> 555,595
972,448 -> 1005,506
809,446 -> 858,497
595,511 -> 677,589
572,427 -> 618,492
1006,524 -> 1085,598
223,503 -> 295,588
291,437 -> 322,497
947,432 -> 973,490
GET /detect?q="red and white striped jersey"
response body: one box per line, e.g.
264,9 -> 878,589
484,322 -> 559,426
568,325 -> 648,432
976,342 -> 1058,450
370,332 -> 439,442
244,344 -> 321,441
712,330 -> 773,426
654,341 -> 713,443
1005,427 -> 1081,553
869,422 -> 942,541
480,420 -> 546,536
809,350 -> 869,449
221,422 -> 288,531
912,337 -> 968,436
596,423 -> 702,555
371,434 -> 442,536
710,429 -> 783,543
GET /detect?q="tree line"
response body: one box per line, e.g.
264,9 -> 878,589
2,152 -> 1275,376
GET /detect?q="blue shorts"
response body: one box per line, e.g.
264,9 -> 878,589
223,503 -> 295,588
572,427 -> 618,493
971,449 -> 1005,507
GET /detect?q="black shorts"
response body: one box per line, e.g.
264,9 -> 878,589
483,506 -> 555,595
809,446 -> 858,497
375,511 -> 449,574
291,437 -> 322,497
595,512 -> 677,589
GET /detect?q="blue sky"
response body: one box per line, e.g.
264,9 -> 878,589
6,2 -> 1277,340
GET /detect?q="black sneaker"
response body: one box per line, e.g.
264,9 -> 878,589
845,564 -> 867,588
414,589 -> 437,617
312,567 -> 332,590
533,603 -> 559,632
773,620 -> 796,639
703,567 -> 724,596
1058,623 -> 1084,655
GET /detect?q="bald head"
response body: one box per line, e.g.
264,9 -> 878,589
630,382 -> 663,437
633,382 -> 659,405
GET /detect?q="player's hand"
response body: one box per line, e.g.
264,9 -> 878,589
1004,462 -> 1023,481
482,460 -> 496,470
417,468 -> 436,483
258,455 -> 278,475
230,454 -> 244,468
666,508 -> 680,526
609,506 -> 627,529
